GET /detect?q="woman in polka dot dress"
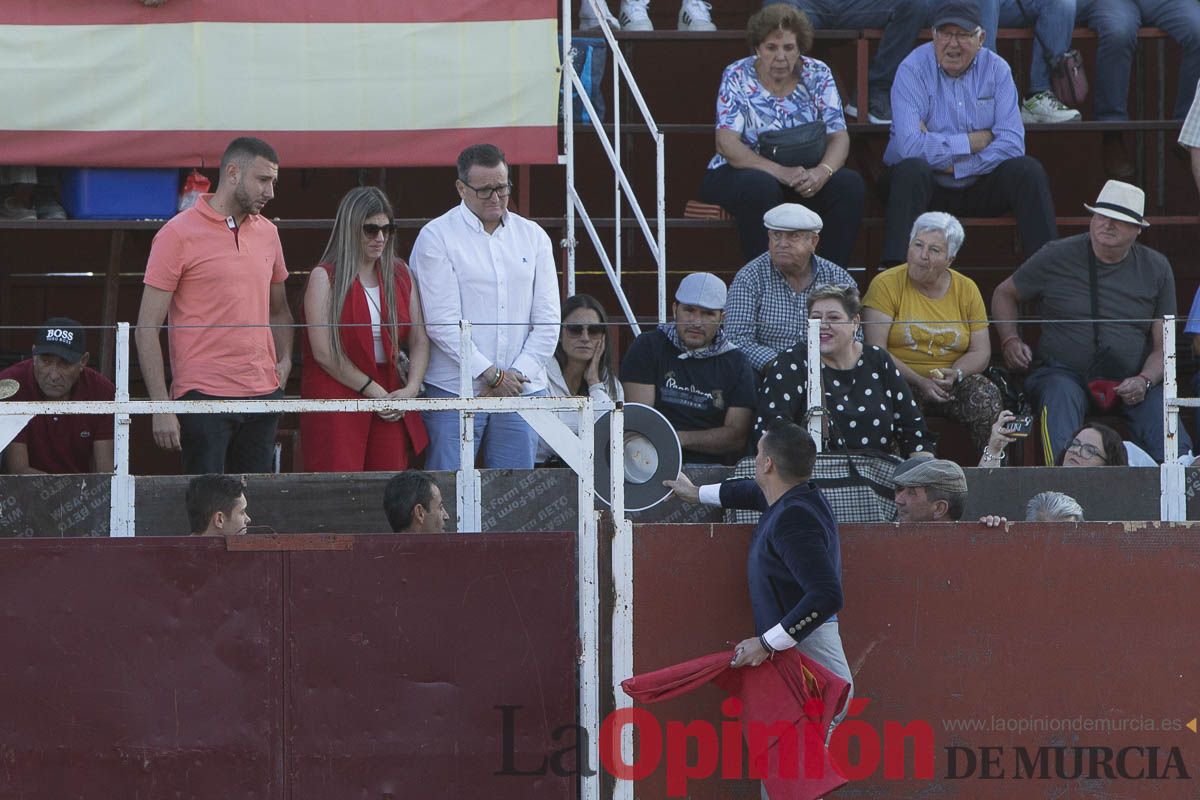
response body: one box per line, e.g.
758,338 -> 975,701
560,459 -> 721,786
755,284 -> 930,455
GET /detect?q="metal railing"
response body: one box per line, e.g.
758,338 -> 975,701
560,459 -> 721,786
0,319 -> 625,800
561,0 -> 667,335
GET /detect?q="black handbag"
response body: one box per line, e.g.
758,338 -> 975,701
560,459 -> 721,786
756,120 -> 826,168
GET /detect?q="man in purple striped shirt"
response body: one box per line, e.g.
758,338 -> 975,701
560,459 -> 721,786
879,0 -> 1057,267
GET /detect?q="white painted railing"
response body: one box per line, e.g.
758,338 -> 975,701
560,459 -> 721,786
0,319 -> 625,800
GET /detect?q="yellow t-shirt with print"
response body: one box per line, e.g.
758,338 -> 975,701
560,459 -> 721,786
862,264 -> 988,378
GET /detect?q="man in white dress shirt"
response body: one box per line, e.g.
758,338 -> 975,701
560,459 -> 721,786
409,144 -> 560,470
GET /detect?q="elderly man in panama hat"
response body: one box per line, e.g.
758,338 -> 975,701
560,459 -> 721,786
992,180 -> 1191,463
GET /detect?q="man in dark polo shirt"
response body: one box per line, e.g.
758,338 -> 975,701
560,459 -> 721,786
620,272 -> 756,464
0,318 -> 115,474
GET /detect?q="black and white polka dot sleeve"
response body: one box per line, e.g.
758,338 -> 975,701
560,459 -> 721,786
754,349 -> 807,441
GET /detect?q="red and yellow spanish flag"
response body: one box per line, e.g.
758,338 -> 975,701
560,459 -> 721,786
0,0 -> 559,166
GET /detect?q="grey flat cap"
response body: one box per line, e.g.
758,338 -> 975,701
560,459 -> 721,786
892,457 -> 967,493
763,203 -> 823,232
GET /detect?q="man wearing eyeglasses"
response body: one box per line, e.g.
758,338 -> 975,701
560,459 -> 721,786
880,0 -> 1057,268
410,144 -> 560,471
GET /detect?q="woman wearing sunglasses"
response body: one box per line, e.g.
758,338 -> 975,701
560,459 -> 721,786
536,294 -> 623,465
980,411 -> 1129,467
300,186 -> 429,471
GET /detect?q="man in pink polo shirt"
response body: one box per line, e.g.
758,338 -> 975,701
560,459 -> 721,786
135,136 -> 294,474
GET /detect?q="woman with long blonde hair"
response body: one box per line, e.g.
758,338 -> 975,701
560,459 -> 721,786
300,186 -> 429,470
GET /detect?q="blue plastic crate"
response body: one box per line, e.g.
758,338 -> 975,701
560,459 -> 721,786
60,168 -> 179,220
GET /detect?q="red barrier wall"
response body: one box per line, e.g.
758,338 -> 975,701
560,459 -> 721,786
0,534 -> 578,800
631,522 -> 1200,799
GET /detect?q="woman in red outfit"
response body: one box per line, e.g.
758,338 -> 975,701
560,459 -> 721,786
301,187 -> 429,471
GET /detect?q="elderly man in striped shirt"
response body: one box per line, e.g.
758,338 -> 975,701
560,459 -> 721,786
879,0 -> 1058,268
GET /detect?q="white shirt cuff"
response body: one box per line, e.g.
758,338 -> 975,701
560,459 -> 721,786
698,483 -> 723,507
765,624 -> 797,652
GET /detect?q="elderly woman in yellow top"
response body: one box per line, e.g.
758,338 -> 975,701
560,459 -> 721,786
861,211 -> 1002,451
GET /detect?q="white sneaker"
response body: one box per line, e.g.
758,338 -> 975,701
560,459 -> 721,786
579,0 -> 620,30
1020,91 -> 1081,124
619,0 -> 652,31
677,0 -> 715,31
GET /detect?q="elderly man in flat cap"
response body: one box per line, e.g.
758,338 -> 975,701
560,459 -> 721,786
724,203 -> 857,375
892,455 -> 969,522
621,272 -> 757,464
993,179 -> 1191,463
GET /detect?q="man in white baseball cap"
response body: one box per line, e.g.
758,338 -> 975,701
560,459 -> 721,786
993,180 -> 1189,463
621,272 -> 757,464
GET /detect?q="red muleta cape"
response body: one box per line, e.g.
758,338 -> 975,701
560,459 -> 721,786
622,648 -> 850,799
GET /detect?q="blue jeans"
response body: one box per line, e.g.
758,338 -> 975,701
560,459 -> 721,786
421,384 -> 546,470
1025,365 -> 1192,463
773,0 -> 929,91
978,0 -> 1078,94
1077,0 -> 1200,119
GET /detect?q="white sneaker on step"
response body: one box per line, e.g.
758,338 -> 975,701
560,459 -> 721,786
1020,91 -> 1081,124
677,0 -> 715,31
579,0 -> 620,30
619,0 -> 652,30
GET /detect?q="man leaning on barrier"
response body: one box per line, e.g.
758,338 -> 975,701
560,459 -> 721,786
0,318 -> 114,474
135,136 -> 294,475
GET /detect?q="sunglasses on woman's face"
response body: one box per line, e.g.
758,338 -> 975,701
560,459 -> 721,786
362,223 -> 396,238
563,324 -> 604,337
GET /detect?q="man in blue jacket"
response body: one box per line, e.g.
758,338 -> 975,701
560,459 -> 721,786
665,419 -> 852,712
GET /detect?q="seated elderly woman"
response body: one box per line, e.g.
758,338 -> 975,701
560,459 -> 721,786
861,211 -> 1002,451
756,284 -> 931,455
699,2 -> 864,266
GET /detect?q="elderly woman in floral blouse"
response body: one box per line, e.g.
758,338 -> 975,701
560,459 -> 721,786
699,2 -> 864,265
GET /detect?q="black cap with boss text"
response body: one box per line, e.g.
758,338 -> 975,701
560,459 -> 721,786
34,318 -> 87,363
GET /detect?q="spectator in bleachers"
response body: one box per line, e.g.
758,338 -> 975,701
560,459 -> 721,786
1178,79 -> 1200,199
536,294 -> 623,465
1026,490 -> 1084,521
700,3 -> 865,265
777,0 -> 930,124
755,284 -> 932,455
135,136 -> 293,475
992,179 -> 1192,463
725,204 -> 856,374
977,0 -> 1083,123
981,410 -> 1173,466
300,187 -> 429,472
186,474 -> 250,536
862,211 -> 1002,451
580,0 -> 714,30
1078,0 -> 1200,178
384,471 -> 450,534
882,0 -> 1057,267
621,273 -> 757,464
410,144 -> 560,471
0,318 -> 114,474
